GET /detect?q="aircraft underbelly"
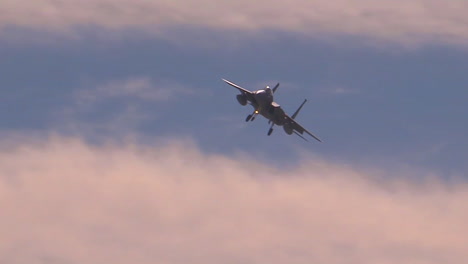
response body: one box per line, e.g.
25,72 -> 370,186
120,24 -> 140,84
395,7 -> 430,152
261,103 -> 286,126
254,92 -> 273,108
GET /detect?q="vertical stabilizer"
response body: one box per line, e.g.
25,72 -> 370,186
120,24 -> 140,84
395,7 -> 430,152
272,83 -> 280,93
291,99 -> 307,119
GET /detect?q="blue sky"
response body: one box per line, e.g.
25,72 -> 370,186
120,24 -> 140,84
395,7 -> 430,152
1,27 -> 467,175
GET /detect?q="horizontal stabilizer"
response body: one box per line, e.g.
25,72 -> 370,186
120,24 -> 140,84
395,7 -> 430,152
294,131 -> 309,141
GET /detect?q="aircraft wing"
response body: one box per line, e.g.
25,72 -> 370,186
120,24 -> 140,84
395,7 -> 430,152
286,115 -> 322,142
222,79 -> 253,94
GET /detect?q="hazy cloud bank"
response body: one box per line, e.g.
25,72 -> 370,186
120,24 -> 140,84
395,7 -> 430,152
0,135 -> 467,264
77,77 -> 193,103
50,77 -> 195,137
1,0 -> 468,46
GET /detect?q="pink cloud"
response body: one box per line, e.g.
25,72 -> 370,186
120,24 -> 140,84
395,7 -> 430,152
1,0 -> 468,46
0,135 -> 467,263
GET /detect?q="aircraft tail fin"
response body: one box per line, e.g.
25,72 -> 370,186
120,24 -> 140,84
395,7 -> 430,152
291,99 -> 307,120
272,83 -> 280,93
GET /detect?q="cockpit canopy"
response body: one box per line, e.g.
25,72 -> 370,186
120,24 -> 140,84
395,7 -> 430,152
255,86 -> 272,95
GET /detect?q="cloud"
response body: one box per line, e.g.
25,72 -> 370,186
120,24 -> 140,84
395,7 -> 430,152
1,0 -> 468,46
326,86 -> 361,95
77,77 -> 192,103
50,77 -> 194,137
0,135 -> 467,264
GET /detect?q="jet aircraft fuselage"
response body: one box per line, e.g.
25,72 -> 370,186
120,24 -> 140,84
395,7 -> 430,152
222,78 -> 321,142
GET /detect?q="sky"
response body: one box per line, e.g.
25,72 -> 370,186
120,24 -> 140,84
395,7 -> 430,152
1,1 -> 468,263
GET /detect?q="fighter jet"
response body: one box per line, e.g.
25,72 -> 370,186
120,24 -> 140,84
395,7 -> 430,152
222,78 -> 321,142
